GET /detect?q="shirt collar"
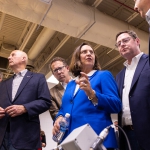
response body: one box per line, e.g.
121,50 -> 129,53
73,70 -> 97,81
14,69 -> 28,77
123,52 -> 143,67
60,76 -> 72,88
146,9 -> 150,26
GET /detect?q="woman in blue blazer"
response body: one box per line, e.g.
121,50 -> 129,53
53,42 -> 122,149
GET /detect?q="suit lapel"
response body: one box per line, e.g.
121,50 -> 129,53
13,71 -> 33,101
72,81 -> 80,98
6,76 -> 14,102
118,68 -> 126,98
130,54 -> 148,90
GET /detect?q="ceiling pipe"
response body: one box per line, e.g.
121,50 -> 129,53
27,28 -> 55,61
36,0 -> 53,30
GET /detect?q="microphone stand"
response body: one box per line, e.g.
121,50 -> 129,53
90,126 -> 111,150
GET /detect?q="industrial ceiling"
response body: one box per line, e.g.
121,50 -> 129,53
0,0 -> 149,80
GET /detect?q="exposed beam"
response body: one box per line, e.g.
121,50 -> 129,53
112,6 -> 123,17
113,0 -> 131,17
92,0 -> 103,8
137,20 -> 147,28
19,23 -> 37,51
0,13 -> 5,30
0,0 -> 148,53
36,35 -> 70,72
106,59 -> 124,70
94,44 -> 101,51
126,12 -> 139,23
17,22 -> 31,47
102,55 -> 122,69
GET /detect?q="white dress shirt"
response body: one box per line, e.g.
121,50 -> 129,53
12,69 -> 27,101
60,76 -> 72,90
122,52 -> 143,126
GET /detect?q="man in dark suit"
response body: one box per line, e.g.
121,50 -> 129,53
116,30 -> 150,150
49,57 -> 71,120
0,50 -> 51,150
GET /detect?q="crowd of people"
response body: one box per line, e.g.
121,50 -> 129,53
0,0 -> 149,150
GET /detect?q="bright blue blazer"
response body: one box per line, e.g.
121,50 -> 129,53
56,70 -> 121,148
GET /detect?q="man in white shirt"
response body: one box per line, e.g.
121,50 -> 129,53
49,57 -> 72,120
115,30 -> 150,150
134,0 -> 150,25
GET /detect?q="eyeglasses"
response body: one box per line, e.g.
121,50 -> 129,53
115,37 -> 132,48
53,66 -> 66,74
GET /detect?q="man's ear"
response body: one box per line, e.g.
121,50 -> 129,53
22,56 -> 26,62
136,38 -> 140,43
136,38 -> 140,47
66,65 -> 69,71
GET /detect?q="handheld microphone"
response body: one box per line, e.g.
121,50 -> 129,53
90,126 -> 111,150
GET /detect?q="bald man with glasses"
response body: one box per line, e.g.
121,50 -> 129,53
115,30 -> 150,150
49,57 -> 72,120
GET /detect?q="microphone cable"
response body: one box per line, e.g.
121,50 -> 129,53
114,124 -> 132,150
90,124 -> 132,150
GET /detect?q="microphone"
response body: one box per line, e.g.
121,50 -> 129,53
90,126 -> 111,150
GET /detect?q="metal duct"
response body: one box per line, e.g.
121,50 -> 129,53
0,0 -> 148,54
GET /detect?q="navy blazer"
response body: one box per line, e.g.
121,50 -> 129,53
0,71 -> 51,149
116,54 -> 150,150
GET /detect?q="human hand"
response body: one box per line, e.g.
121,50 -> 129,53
0,107 -> 5,119
52,116 -> 63,135
76,72 -> 93,96
5,105 -> 27,117
42,142 -> 46,147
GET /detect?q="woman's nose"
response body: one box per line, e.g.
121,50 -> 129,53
134,5 -> 138,12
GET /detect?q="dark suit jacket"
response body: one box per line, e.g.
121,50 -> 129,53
116,54 -> 150,150
49,83 -> 64,120
0,71 -> 51,149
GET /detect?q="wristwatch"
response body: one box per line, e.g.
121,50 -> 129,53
88,90 -> 95,100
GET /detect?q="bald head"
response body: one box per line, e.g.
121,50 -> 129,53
134,0 -> 150,18
8,50 -> 28,73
